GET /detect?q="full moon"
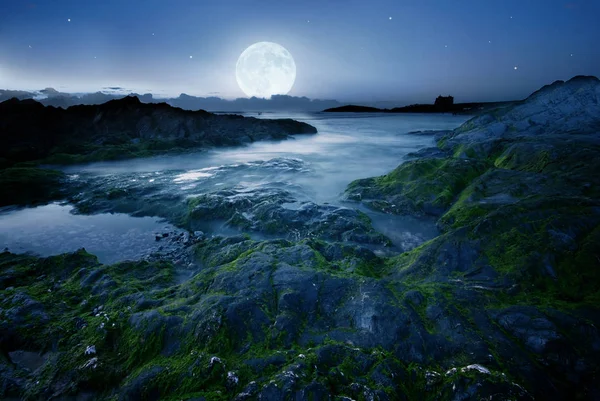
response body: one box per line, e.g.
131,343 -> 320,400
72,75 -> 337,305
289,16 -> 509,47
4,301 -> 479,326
236,42 -> 296,98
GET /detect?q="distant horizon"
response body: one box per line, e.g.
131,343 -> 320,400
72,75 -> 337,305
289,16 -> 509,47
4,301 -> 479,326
0,81 -> 541,112
4,72 -> 597,111
0,71 -> 588,105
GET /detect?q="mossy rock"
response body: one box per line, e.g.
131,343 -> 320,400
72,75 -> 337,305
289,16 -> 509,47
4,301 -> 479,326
346,157 -> 488,216
0,167 -> 66,206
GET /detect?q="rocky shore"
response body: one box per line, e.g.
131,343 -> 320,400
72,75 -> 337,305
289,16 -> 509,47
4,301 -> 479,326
0,96 -> 317,206
1,76 -> 599,400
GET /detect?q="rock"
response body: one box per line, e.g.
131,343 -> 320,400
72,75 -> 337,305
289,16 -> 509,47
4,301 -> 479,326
186,187 -> 391,246
345,157 -> 488,217
8,350 -> 48,372
0,167 -> 66,207
0,96 -> 317,169
493,306 -> 561,354
226,371 -> 239,389
118,366 -> 165,401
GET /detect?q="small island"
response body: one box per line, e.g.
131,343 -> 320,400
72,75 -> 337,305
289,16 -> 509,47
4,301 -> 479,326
324,95 -> 516,114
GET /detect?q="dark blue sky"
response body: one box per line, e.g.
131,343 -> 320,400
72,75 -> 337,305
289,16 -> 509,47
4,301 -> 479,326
1,0 -> 598,103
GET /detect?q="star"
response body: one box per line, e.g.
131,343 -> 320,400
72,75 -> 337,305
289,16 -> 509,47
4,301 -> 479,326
28,45 -> 32,48
514,66 -> 518,70
389,17 -> 392,20
444,44 -> 448,48
189,55 -> 193,59
488,40 -> 492,43
307,20 -> 310,23
510,16 -> 513,19
152,33 -> 155,36
67,18 -> 71,22
570,53 -> 574,57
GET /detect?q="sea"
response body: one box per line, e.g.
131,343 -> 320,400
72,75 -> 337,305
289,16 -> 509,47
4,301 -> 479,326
0,112 -> 469,263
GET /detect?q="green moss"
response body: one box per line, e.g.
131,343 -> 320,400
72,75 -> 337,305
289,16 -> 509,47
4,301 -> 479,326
554,225 -> 600,304
454,118 -> 477,133
452,144 -> 478,159
0,167 -> 65,206
348,157 -> 488,216
437,136 -> 449,149
478,199 -> 600,306
494,144 -> 552,172
385,239 -> 433,276
439,183 -> 493,229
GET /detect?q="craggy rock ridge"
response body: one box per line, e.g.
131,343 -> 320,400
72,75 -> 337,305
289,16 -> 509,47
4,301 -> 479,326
0,96 -> 317,167
345,75 -> 600,398
1,76 -> 600,400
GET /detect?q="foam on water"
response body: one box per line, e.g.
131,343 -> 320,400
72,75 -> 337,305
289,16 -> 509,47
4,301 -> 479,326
3,112 -> 470,260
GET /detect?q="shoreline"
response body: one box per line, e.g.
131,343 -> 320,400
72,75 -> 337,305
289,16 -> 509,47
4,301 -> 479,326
0,76 -> 599,400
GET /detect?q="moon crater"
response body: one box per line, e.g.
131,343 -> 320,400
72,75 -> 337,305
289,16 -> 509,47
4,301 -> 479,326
236,42 -> 296,98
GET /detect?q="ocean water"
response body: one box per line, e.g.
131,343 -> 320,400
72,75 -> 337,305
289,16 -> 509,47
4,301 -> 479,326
0,112 -> 469,262
0,203 -> 179,264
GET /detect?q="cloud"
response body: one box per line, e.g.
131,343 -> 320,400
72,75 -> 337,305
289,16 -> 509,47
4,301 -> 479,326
0,89 -> 36,102
40,87 -> 61,95
101,87 -> 135,95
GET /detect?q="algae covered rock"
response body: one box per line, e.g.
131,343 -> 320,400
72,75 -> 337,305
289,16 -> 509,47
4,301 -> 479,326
346,157 -> 488,216
0,167 -> 66,206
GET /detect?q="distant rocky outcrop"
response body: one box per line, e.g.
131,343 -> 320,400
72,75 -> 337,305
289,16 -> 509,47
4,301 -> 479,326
434,95 -> 454,107
0,96 -> 317,166
325,97 -> 515,114
322,104 -> 382,113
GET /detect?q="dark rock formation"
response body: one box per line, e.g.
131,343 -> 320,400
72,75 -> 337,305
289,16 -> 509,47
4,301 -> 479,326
0,96 -> 317,166
434,95 -> 454,107
0,167 -> 66,206
324,98 -> 515,114
322,105 -> 382,113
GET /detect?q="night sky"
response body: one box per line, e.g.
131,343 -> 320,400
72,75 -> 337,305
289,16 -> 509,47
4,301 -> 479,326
1,0 -> 599,103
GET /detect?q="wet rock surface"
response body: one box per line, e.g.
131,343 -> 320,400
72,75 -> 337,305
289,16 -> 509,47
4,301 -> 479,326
61,159 -> 397,252
1,77 -> 600,399
187,187 -> 392,247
